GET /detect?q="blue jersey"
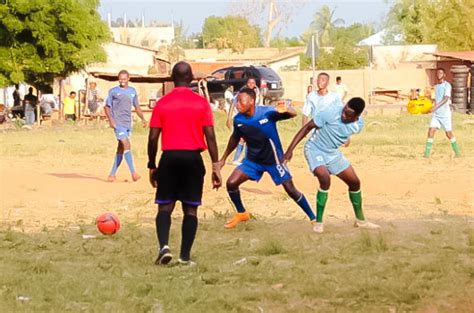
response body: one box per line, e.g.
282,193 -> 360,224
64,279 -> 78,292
308,105 -> 364,153
232,106 -> 290,165
106,86 -> 139,128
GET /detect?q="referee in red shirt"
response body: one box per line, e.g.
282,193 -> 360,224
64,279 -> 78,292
147,61 -> 222,265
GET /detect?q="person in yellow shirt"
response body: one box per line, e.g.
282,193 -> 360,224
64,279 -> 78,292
63,91 -> 77,121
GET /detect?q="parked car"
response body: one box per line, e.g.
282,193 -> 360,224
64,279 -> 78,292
192,65 -> 284,105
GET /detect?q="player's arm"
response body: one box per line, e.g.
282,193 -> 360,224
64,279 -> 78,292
132,95 -> 147,127
104,90 -> 116,129
147,127 -> 161,188
204,126 -> 222,190
272,100 -> 297,120
283,120 -> 318,163
226,102 -> 235,129
219,131 -> 241,167
431,95 -> 450,112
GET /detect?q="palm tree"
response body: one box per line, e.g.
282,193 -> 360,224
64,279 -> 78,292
309,5 -> 345,46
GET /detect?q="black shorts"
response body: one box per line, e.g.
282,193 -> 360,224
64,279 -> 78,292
155,150 -> 206,206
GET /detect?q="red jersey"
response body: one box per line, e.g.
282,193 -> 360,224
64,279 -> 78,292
150,87 -> 214,151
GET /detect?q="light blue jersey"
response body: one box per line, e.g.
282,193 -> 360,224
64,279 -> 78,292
304,105 -> 363,175
302,91 -> 343,118
106,86 -> 139,128
433,81 -> 452,117
308,105 -> 363,153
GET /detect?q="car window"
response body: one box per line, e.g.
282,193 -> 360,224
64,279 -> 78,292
257,67 -> 279,80
212,69 -> 227,80
230,69 -> 245,80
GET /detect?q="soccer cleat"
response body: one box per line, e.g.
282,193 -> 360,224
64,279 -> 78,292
131,172 -> 141,182
354,219 -> 381,229
107,175 -> 116,182
178,258 -> 196,266
312,221 -> 324,233
224,212 -> 251,229
155,245 -> 173,265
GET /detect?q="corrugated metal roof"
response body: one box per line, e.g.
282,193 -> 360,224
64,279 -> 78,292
429,51 -> 474,62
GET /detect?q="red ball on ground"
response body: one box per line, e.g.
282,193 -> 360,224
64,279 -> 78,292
96,212 -> 121,235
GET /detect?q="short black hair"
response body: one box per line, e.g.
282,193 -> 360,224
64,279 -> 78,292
318,72 -> 330,79
172,61 -> 193,85
70,91 -> 76,96
246,76 -> 257,82
347,97 -> 365,115
437,67 -> 446,73
118,69 -> 129,77
336,76 -> 341,81
239,87 -> 256,102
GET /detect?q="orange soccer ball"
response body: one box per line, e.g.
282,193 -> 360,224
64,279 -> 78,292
96,213 -> 121,235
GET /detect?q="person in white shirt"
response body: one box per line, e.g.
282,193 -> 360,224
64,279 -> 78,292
333,76 -> 348,102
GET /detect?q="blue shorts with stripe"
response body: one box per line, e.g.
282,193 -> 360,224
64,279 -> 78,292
304,142 -> 350,175
114,126 -> 131,141
238,159 -> 292,185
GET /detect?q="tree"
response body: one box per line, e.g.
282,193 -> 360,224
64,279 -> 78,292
202,16 -> 262,53
229,0 -> 303,48
385,0 -> 474,50
304,5 -> 345,46
0,0 -> 110,89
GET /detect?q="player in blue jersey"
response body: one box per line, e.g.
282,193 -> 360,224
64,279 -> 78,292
104,69 -> 147,182
284,97 -> 380,233
219,88 -> 316,229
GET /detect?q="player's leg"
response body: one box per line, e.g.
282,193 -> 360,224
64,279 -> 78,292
154,150 -> 180,265
424,119 -> 438,158
121,135 -> 140,181
281,179 -> 316,222
225,168 -> 252,228
155,202 -> 176,265
180,204 -> 198,264
336,165 -> 380,229
443,116 -> 461,158
108,139 -> 124,181
232,139 -> 246,165
312,166 -> 331,233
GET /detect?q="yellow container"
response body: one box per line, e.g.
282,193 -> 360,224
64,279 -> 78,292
407,96 -> 433,114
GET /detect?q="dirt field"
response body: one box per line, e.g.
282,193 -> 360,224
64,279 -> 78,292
1,112 -> 473,231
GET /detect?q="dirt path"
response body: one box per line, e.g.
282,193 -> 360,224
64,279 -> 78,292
2,153 -> 472,231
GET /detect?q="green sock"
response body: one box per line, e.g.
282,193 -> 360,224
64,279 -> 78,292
349,190 -> 365,221
450,138 -> 461,157
316,190 -> 328,223
424,139 -> 433,158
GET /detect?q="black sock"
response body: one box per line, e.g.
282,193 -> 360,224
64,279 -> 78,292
156,211 -> 171,250
180,215 -> 198,261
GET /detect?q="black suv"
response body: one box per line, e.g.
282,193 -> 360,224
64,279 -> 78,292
195,65 -> 284,104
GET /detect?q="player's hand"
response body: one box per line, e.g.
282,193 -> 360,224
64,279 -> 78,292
141,119 -> 148,128
226,118 -> 232,130
275,100 -> 288,113
429,107 -> 435,113
109,121 -> 116,129
282,150 -> 293,165
149,168 -> 157,188
211,162 -> 222,190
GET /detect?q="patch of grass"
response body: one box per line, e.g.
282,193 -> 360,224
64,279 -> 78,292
0,218 -> 473,312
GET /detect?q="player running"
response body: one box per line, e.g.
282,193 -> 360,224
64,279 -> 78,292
283,97 -> 380,233
219,88 -> 316,229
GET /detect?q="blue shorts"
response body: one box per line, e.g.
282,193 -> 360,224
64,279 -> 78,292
238,159 -> 292,185
304,143 -> 350,175
114,126 -> 131,141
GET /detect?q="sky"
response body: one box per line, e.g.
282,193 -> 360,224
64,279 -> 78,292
99,0 -> 394,38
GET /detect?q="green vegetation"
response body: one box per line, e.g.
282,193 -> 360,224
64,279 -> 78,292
202,16 -> 262,53
0,0 -> 110,89
385,0 -> 474,49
